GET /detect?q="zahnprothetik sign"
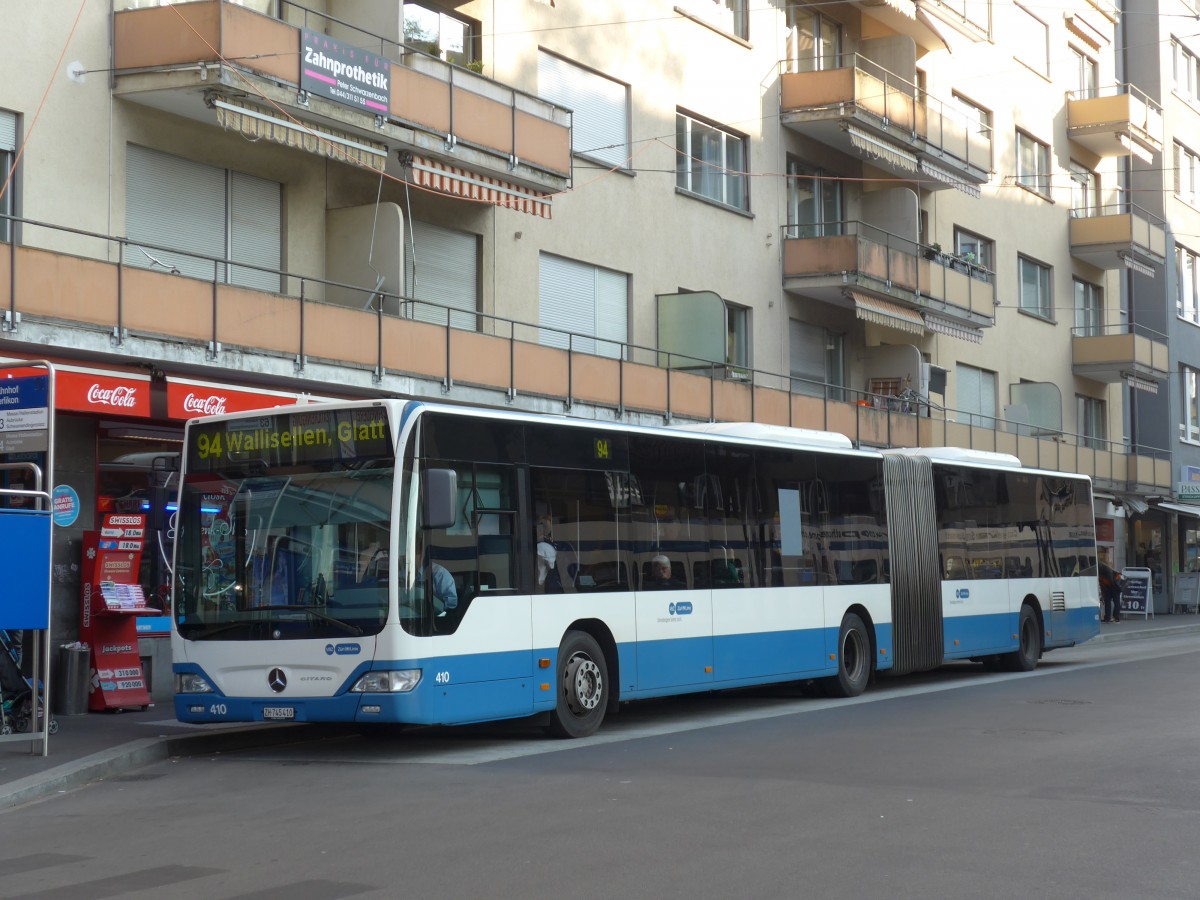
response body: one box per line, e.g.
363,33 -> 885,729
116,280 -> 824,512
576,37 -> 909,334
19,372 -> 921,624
301,29 -> 390,115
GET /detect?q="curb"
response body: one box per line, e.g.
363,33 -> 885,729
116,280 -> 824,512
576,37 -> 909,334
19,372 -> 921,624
0,723 -> 332,813
1090,621 -> 1200,644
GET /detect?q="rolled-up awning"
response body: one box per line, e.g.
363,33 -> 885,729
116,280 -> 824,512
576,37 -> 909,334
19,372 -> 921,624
846,126 -> 918,171
848,291 -> 924,335
210,96 -> 387,171
406,154 -> 553,219
919,159 -> 981,198
923,313 -> 983,343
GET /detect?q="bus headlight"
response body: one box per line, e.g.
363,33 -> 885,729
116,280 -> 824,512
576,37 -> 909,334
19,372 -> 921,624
176,672 -> 214,694
350,670 -> 421,693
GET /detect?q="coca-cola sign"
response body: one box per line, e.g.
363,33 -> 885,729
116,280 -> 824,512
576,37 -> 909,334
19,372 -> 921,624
56,370 -> 152,418
181,392 -> 228,416
87,384 -> 139,408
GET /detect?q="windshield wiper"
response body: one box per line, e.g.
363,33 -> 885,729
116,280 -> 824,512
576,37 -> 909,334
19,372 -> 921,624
253,604 -> 364,636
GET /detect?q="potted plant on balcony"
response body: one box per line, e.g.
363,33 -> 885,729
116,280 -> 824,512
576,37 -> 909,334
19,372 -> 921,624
923,242 -> 942,261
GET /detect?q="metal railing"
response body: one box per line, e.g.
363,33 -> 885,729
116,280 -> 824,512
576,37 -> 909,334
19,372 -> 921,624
0,212 -> 1170,486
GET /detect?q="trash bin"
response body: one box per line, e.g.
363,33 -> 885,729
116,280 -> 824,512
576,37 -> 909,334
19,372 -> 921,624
54,644 -> 91,716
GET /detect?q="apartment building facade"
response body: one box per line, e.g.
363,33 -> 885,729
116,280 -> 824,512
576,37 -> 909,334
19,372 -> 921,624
0,0 -> 1185,649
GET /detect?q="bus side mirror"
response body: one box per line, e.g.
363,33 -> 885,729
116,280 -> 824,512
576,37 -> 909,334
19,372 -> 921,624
423,468 -> 457,530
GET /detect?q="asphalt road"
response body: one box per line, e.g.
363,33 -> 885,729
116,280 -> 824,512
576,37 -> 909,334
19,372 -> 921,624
3,634 -> 1200,900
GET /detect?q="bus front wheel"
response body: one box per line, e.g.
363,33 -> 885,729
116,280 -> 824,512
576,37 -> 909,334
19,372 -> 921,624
1004,605 -> 1041,672
819,613 -> 871,698
547,631 -> 608,739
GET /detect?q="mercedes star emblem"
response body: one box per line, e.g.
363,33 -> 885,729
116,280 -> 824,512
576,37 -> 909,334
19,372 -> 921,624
267,667 -> 287,693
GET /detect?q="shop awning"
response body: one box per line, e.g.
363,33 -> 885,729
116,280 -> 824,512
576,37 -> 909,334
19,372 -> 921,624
845,126 -> 918,172
848,291 -> 925,335
165,377 -> 304,420
406,154 -> 553,219
919,159 -> 981,198
923,313 -> 982,343
1155,501 -> 1200,518
210,96 -> 387,171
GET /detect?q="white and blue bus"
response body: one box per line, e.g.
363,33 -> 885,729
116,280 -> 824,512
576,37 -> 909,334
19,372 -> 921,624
171,400 -> 1100,737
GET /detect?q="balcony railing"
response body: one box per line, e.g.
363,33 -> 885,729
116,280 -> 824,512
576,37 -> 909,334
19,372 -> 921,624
782,221 -> 996,325
1071,321 -> 1169,387
0,213 -> 1169,493
1069,201 -> 1166,271
1066,83 -> 1162,160
111,0 -> 572,188
779,54 -> 991,189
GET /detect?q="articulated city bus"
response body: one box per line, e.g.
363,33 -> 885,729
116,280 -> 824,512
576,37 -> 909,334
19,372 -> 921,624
171,400 -> 1100,737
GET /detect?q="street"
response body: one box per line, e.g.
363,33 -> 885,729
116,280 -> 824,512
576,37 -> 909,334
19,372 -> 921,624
3,634 -> 1200,900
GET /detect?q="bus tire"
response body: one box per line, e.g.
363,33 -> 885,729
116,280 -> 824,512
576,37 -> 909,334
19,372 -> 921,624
819,613 -> 871,698
1004,605 -> 1041,672
547,631 -> 608,739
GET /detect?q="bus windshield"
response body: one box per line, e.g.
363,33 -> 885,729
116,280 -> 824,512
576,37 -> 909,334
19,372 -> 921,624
174,407 -> 395,641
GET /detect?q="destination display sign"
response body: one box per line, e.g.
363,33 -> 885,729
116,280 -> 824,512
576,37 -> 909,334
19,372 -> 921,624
186,407 -> 393,471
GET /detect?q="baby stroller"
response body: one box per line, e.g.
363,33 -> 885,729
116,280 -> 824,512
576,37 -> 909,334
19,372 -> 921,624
0,630 -> 58,736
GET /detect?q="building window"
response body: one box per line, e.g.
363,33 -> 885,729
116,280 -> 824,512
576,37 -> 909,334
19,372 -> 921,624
726,302 -> 750,369
956,363 -> 997,428
1018,255 -> 1052,319
787,158 -> 842,238
1176,141 -> 1200,206
1017,131 -> 1051,196
1014,5 -> 1049,77
1185,365 -> 1200,442
948,92 -> 993,166
954,227 -> 994,274
790,319 -> 845,399
1179,244 -> 1200,324
676,111 -> 748,210
1076,395 -> 1106,450
1174,39 -> 1200,103
403,2 -> 478,68
538,252 -> 628,359
1074,279 -> 1102,336
125,144 -> 282,292
1070,46 -> 1098,99
0,109 -> 14,244
786,4 -> 842,73
1069,162 -> 1099,217
538,52 -> 629,169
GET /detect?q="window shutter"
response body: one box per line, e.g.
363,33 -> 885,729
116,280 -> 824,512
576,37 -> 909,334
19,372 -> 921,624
125,144 -> 226,279
592,267 -> 628,359
0,110 -> 15,152
229,170 -> 282,293
538,253 -> 597,353
789,319 -> 827,396
1175,142 -> 1182,197
538,52 -> 629,168
404,220 -> 478,330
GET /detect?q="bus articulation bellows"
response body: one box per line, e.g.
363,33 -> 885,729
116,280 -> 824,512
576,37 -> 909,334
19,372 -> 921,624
171,401 -> 1101,738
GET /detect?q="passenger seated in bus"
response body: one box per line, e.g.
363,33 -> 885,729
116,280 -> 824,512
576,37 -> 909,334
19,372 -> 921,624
644,555 -> 686,589
536,516 -> 562,593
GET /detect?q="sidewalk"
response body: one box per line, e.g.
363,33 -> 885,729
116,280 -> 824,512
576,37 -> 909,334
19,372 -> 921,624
2,613 -> 1198,812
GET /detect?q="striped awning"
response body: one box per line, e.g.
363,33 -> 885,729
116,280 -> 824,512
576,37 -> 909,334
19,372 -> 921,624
846,126 -> 918,171
919,159 -> 981,198
406,155 -> 552,219
849,291 -> 924,335
211,97 -> 386,171
923,313 -> 983,343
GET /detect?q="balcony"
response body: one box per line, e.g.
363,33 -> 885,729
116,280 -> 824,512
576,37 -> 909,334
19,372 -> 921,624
849,0 -> 991,50
1071,324 -> 1168,389
0,213 -> 1170,496
1069,203 -> 1166,274
111,0 -> 571,196
1067,84 -> 1162,162
779,55 -> 990,195
781,223 -> 995,337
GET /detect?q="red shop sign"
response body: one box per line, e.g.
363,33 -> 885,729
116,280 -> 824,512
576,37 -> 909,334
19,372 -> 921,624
57,370 -> 151,417
166,380 -> 299,420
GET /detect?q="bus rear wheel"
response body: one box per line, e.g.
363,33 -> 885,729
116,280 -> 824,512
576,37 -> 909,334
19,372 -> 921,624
819,613 -> 871,698
547,631 -> 608,739
1004,605 -> 1041,672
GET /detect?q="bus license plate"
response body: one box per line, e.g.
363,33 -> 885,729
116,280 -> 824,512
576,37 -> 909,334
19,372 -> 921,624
262,707 -> 295,720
